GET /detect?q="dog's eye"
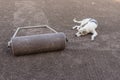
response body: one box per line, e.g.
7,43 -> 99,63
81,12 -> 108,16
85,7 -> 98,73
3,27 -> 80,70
80,32 -> 82,34
83,31 -> 87,34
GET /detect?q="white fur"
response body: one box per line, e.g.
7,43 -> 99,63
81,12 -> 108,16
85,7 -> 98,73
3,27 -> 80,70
72,18 -> 98,40
72,18 -> 91,30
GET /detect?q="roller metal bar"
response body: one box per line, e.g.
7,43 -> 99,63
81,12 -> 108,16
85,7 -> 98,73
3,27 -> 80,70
8,25 -> 58,47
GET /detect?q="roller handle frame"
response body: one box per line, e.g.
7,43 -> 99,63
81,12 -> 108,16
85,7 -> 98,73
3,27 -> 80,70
8,25 -> 58,47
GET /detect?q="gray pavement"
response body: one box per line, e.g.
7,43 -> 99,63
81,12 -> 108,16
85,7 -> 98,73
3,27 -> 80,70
0,0 -> 120,80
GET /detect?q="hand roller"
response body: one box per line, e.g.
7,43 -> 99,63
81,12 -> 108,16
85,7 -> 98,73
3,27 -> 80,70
8,25 -> 67,56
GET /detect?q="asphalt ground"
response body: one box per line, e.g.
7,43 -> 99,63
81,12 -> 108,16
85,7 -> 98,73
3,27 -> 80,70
0,0 -> 120,80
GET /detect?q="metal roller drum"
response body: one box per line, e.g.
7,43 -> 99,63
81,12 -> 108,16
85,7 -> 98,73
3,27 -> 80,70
8,25 -> 67,56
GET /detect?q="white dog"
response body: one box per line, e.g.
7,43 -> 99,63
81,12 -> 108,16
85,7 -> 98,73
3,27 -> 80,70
72,18 -> 98,40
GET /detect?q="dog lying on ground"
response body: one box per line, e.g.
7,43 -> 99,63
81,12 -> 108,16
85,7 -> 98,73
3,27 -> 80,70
72,18 -> 98,40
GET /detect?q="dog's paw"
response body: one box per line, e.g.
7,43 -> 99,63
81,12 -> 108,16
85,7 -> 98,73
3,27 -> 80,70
91,38 -> 94,41
72,26 -> 77,30
73,18 -> 76,22
72,27 -> 75,30
91,37 -> 95,41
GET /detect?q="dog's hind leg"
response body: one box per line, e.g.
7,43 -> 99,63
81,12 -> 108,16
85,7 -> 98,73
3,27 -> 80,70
91,30 -> 98,40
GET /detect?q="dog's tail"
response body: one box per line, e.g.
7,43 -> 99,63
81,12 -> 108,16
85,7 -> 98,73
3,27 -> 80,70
73,18 -> 81,23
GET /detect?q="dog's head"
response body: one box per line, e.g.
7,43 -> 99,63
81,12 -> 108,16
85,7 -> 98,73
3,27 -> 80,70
75,29 -> 88,37
79,29 -> 88,35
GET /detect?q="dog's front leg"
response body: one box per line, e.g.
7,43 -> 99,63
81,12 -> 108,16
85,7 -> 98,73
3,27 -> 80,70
91,30 -> 98,40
